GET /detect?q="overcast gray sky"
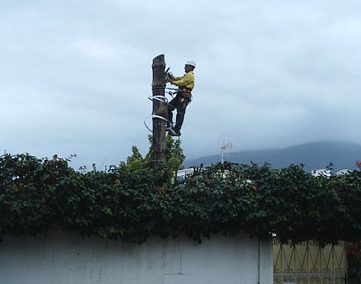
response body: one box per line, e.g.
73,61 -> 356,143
1,0 -> 361,169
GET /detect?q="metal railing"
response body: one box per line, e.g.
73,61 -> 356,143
273,240 -> 347,284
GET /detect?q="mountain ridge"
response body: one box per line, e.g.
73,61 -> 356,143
185,141 -> 361,172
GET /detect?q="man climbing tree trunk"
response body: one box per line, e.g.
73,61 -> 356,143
166,60 -> 196,136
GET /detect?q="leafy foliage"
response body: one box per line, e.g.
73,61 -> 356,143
123,135 -> 185,184
1,152 -> 361,245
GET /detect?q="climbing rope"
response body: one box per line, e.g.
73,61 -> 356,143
144,114 -> 169,133
143,115 -> 153,132
152,87 -> 180,99
145,87 -> 183,134
148,95 -> 168,104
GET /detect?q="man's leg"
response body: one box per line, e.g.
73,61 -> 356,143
174,97 -> 189,134
167,96 -> 178,127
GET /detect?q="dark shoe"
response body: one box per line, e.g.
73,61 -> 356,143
173,128 -> 181,136
168,128 -> 181,136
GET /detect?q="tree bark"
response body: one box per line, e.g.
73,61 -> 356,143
152,54 -> 167,169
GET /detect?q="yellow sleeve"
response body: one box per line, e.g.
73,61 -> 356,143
170,73 -> 193,88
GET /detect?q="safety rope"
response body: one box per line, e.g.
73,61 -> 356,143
152,87 -> 178,91
143,114 -> 170,133
152,114 -> 168,123
148,95 -> 168,104
145,91 -> 173,133
145,88 -> 181,135
152,87 -> 177,99
143,116 -> 152,132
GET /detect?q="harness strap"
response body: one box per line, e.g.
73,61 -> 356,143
180,88 -> 192,98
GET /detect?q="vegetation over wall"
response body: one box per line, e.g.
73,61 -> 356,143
1,147 -> 361,245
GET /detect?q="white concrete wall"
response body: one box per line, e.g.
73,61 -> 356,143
0,230 -> 272,284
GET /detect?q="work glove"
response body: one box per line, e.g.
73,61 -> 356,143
167,72 -> 174,81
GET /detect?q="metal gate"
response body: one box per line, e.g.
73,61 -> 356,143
273,240 -> 347,284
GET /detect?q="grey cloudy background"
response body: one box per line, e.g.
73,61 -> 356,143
1,0 -> 360,169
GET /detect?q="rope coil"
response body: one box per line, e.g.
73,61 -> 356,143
145,91 -> 175,132
148,95 -> 168,104
152,114 -> 168,123
144,114 -> 169,132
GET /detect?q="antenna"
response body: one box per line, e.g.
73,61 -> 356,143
220,140 -> 232,164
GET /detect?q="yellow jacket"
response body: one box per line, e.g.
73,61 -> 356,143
169,71 -> 195,90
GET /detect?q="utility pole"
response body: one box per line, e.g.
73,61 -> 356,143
151,54 -> 167,169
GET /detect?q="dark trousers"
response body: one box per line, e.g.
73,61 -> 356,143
168,93 -> 190,132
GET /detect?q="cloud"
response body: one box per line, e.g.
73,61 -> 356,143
1,0 -> 361,166
69,38 -> 118,61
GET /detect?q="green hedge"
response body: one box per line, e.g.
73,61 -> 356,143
1,153 -> 361,244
